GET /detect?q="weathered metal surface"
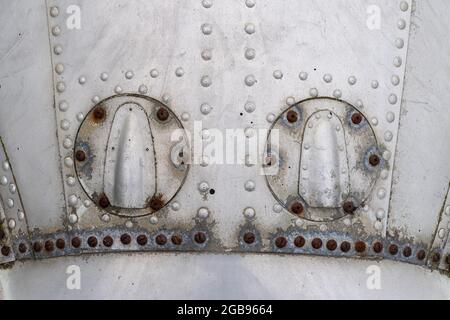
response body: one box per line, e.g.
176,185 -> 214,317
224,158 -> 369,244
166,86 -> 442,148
1,0 -> 450,299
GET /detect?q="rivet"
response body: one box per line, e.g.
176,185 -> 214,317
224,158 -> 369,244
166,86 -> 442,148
78,76 -> 86,85
400,1 -> 409,11
323,74 -> 332,83
114,85 -> 123,94
125,70 -> 134,79
56,238 -> 65,249
245,0 -> 256,8
273,70 -> 283,80
137,234 -> 148,246
369,154 -> 380,167
53,45 -> 63,55
201,75 -> 212,87
59,100 -> 69,112
372,242 -> 383,253
431,252 -> 441,263
389,244 -> 399,255
309,88 -> 318,97
55,63 -> 64,74
395,38 -> 405,49
243,207 -> 256,219
44,240 -> 54,252
326,239 -> 337,251
7,219 -> 16,230
120,234 -> 131,245
244,75 -> 257,87
33,241 -> 43,252
417,250 -> 426,261
198,207 -> 210,219
87,236 -> 98,248
201,49 -> 212,61
71,237 -> 81,248
98,194 -> 110,208
275,236 -> 287,248
333,89 -> 342,98
286,110 -> 298,123
354,241 -> 366,253
50,6 -> 59,17
1,246 -> 11,256
56,81 -> 66,92
150,69 -> 159,78
103,236 -> 113,247
244,180 -> 256,192
156,107 -> 170,121
393,56 -> 403,68
290,202 -> 304,216
194,232 -> 207,244
245,48 -> 256,60
311,238 -> 322,250
18,243 -> 27,254
351,112 -> 363,125
75,150 -> 86,162
299,72 -> 308,81
175,67 -> 185,77
244,23 -> 256,34
171,234 -> 182,246
100,72 -> 109,81
201,23 -> 213,35
243,232 -> 256,244
52,25 -> 61,36
348,76 -> 357,85
138,84 -> 148,94
294,236 -> 305,248
391,75 -> 400,86
403,246 -> 412,258
63,138 -> 72,149
63,156 -> 73,168
340,241 -> 351,253
397,19 -> 406,30
343,201 -> 356,214
68,196 -> 78,207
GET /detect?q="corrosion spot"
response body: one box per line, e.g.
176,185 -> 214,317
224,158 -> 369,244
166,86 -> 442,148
343,201 -> 356,214
326,239 -> 337,251
372,241 -> 383,254
44,240 -> 54,252
1,246 -> 10,256
92,106 -> 106,122
355,241 -> 366,253
340,241 -> 351,253
290,202 -> 304,216
98,194 -> 110,209
243,232 -> 255,244
294,236 -> 305,248
171,234 -> 183,245
156,107 -> 170,121
417,250 -> 426,261
87,236 -> 98,248
120,234 -> 131,245
71,237 -> 81,248
33,241 -> 43,253
351,112 -> 363,125
18,243 -> 27,254
275,236 -> 287,248
137,234 -> 148,246
103,236 -> 113,247
311,238 -> 323,250
369,154 -> 380,167
149,194 -> 165,211
194,232 -> 207,244
155,234 -> 167,246
286,110 -> 298,123
403,246 -> 412,258
75,150 -> 86,162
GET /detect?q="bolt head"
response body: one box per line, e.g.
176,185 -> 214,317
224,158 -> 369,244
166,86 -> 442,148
33,241 -> 43,252
1,246 -> 10,256
417,250 -> 426,261
56,238 -> 65,249
389,244 -> 399,255
18,243 -> 27,253
44,240 -> 54,252
98,194 -> 110,208
92,106 -> 106,121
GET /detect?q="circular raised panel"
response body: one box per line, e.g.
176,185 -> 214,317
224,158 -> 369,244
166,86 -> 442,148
264,98 -> 382,222
74,94 -> 189,217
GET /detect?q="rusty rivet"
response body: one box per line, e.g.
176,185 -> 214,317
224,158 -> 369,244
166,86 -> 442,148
93,106 -> 106,121
75,150 -> 86,162
156,107 -> 170,121
171,234 -> 183,246
120,234 -> 131,245
343,201 -> 356,214
286,110 -> 298,123
98,194 -> 110,209
389,244 -> 399,255
403,247 -> 412,258
1,246 -> 10,256
71,237 -> 81,248
18,243 -> 27,254
155,234 -> 167,246
275,236 -> 287,248
355,241 -> 366,253
243,232 -> 255,244
194,232 -> 207,244
290,202 -> 304,216
33,241 -> 42,252
311,238 -> 323,250
431,252 -> 441,263
294,236 -> 305,248
44,240 -> 54,252
369,154 -> 380,167
149,194 -> 165,211
372,242 -> 383,253
340,241 -> 351,253
103,236 -> 113,247
351,112 -> 363,125
417,250 -> 426,261
326,239 -> 337,251
137,234 -> 148,246
87,236 -> 98,248
56,238 -> 65,250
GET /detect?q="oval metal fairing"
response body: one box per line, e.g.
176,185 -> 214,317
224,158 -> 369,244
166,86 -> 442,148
74,94 -> 189,217
265,98 -> 382,222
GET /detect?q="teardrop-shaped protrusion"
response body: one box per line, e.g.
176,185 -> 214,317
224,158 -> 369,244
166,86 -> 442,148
299,110 -> 350,208
104,103 -> 156,208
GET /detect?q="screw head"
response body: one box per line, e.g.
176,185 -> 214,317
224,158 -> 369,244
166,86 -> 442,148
369,154 -> 380,167
75,150 -> 86,162
389,244 -> 399,255
155,234 -> 167,246
18,243 -> 27,253
98,194 -> 110,208
355,241 -> 366,253
92,106 -> 106,121
294,236 -> 305,248
1,246 -> 10,256
275,236 -> 287,248
71,237 -> 81,248
194,232 -> 207,244
243,232 -> 256,244
44,240 -> 55,252
56,238 -> 65,249
326,239 -> 337,251
137,234 -> 148,246
33,241 -> 43,252
171,234 -> 183,245
156,107 -> 170,121
120,234 -> 131,245
87,236 -> 98,248
351,112 -> 363,125
286,110 -> 298,123
311,238 -> 323,250
343,201 -> 356,214
372,242 -> 383,253
340,241 -> 351,253
103,236 -> 114,247
290,202 -> 304,216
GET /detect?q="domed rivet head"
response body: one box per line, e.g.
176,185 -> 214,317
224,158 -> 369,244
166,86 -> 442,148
194,232 -> 207,244
138,84 -> 148,94
391,75 -> 400,86
156,107 -> 170,121
71,237 -> 81,248
59,100 -> 69,112
416,250 -> 426,261
171,201 -> 180,211
7,219 -> 16,230
389,244 -> 399,255
201,49 -> 212,61
60,119 -> 70,130
431,252 -> 441,263
63,138 -> 72,149
150,69 -> 159,78
397,19 -> 406,30
114,86 -> 123,94
100,72 -> 109,81
200,75 -> 212,87
266,113 -> 276,123
243,232 -> 255,244
120,234 -> 131,245
326,239 -> 337,251
33,242 -> 43,253
101,213 -> 110,222
400,1 -> 409,11
18,243 -> 27,254
375,208 -> 386,220
87,236 -> 98,248
343,201 -> 356,214
103,236 -> 113,247
384,131 -> 394,142
393,57 -> 402,68
181,112 -> 190,121
68,213 -> 78,224
386,112 -> 395,123
403,247 -> 412,258
54,238 -> 65,250
244,180 -> 255,192
351,112 -> 363,124
56,81 -> 66,92
198,207 -> 210,219
340,241 -> 351,253
244,23 -> 256,34
323,74 -> 332,83
245,0 -> 256,8
171,234 -> 183,245
137,235 -> 148,246
66,176 -> 76,187
202,0 -> 213,8
44,240 -> 55,252
78,76 -> 86,85
243,207 -> 256,219
309,88 -> 318,97
50,6 -> 59,17
275,237 -> 287,248
354,241 -> 366,253
244,75 -> 256,87
395,38 -> 405,49
68,195 -> 78,207
273,70 -> 283,80
371,80 -> 379,89
348,76 -> 357,85
52,25 -> 61,36
7,199 -> 14,208
294,236 -> 305,248
245,48 -> 256,60
286,110 -> 298,123
290,202 -> 304,216
333,89 -> 342,98
175,67 -> 185,77
201,23 -> 213,35
125,70 -> 134,79
198,181 -> 210,193
244,101 -> 256,113
98,194 -> 110,208
438,228 -> 446,239
17,210 -> 25,221
75,150 -> 86,162
200,103 -> 212,115
273,204 -> 283,213
311,238 -> 323,249
64,157 -> 73,167
299,72 -> 308,81
0,176 -> 7,186
55,63 -> 64,74
149,216 -> 158,225
372,242 -> 383,253
53,45 -> 63,55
